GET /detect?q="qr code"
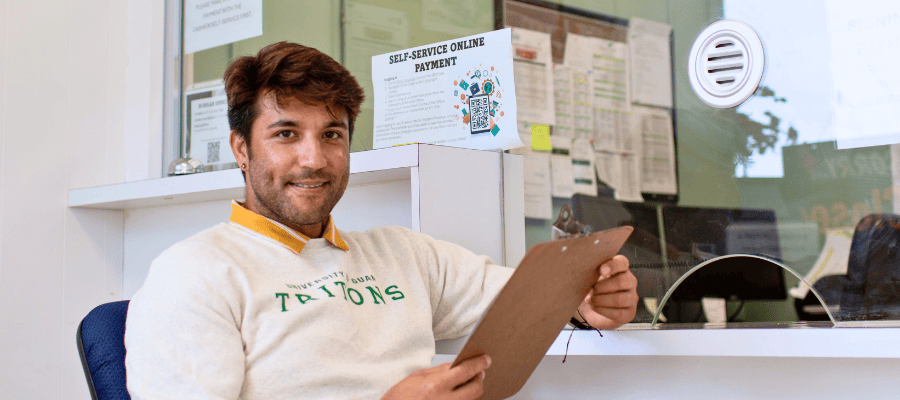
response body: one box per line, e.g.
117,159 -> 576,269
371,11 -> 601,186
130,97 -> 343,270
207,141 -> 220,163
468,94 -> 491,134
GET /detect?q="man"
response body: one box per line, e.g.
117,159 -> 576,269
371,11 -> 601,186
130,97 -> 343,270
125,42 -> 638,399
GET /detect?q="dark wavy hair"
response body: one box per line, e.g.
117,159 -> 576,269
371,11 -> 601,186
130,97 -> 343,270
224,42 -> 365,148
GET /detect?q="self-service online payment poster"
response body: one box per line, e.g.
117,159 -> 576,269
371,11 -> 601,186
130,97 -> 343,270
372,28 -> 523,150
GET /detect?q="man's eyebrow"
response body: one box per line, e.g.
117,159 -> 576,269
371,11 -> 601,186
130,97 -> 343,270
325,120 -> 349,130
265,120 -> 348,130
266,120 -> 299,129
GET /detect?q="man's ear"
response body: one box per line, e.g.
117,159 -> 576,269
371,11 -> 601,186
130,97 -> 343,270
230,129 -> 249,167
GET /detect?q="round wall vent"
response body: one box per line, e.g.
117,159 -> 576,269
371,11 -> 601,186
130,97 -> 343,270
688,20 -> 765,109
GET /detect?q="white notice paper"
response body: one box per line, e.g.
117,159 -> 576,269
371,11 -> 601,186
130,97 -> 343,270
634,105 -> 677,195
702,298 -> 727,323
572,68 -> 594,140
628,18 -> 673,108
549,136 -> 574,198
511,27 -> 556,125
421,0 -> 489,37
826,1 -> 900,149
591,38 -> 630,112
789,228 -> 854,299
185,84 -> 236,170
371,29 -> 522,151
523,155 -> 552,219
571,138 -> 597,195
564,33 -> 630,110
594,150 -> 619,189
183,0 -> 263,54
562,33 -> 593,70
566,35 -> 631,151
615,151 -> 644,202
593,109 -> 632,151
345,2 -> 410,112
551,64 -> 574,138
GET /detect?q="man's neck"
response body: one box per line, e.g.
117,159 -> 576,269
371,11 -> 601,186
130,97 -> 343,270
290,221 -> 326,239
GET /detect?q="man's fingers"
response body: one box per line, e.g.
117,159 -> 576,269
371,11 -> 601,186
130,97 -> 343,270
598,255 -> 630,278
592,269 -> 638,294
590,289 -> 639,309
449,370 -> 486,400
587,305 -> 637,326
444,355 -> 491,389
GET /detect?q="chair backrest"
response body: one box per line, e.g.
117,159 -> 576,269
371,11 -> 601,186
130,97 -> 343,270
841,214 -> 900,320
76,300 -> 131,400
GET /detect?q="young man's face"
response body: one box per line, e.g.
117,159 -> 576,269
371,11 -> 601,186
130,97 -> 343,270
231,94 -> 351,238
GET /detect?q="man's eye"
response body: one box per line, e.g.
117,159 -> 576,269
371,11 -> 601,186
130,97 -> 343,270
277,130 -> 295,138
324,131 -> 343,139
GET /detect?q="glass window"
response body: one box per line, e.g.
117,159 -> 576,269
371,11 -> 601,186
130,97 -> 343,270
169,0 -> 900,327
168,0 -> 493,171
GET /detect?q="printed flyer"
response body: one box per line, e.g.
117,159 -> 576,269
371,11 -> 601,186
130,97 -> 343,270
371,28 -> 523,151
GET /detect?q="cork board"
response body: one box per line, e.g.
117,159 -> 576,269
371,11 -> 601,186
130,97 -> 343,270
499,0 -> 629,64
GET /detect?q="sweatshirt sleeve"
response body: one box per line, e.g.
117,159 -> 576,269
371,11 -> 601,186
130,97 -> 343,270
404,229 -> 514,341
124,241 -> 247,400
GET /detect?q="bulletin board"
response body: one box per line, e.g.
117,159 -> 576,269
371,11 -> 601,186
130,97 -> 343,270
495,0 -> 679,204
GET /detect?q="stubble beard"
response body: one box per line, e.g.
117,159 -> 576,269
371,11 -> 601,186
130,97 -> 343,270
247,162 -> 350,234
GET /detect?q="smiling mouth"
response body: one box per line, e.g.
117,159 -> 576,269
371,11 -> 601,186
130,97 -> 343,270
293,182 -> 326,188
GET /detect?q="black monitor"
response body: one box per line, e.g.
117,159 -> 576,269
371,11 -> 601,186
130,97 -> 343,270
571,195 -> 787,304
660,205 -> 785,301
661,205 -> 781,261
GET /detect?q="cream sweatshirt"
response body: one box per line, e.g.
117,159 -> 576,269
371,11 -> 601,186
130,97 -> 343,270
125,203 -> 513,399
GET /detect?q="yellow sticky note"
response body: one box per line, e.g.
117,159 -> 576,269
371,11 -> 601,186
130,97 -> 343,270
530,124 -> 552,151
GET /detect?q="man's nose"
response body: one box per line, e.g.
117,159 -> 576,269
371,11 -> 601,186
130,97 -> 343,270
296,136 -> 328,170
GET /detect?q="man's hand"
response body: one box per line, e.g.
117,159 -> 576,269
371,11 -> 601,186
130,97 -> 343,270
382,355 -> 491,400
577,255 -> 638,330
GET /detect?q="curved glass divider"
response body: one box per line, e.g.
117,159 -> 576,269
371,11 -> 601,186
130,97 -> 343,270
650,254 -> 837,326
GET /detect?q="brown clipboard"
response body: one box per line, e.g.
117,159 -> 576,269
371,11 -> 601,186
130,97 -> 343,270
451,225 -> 633,399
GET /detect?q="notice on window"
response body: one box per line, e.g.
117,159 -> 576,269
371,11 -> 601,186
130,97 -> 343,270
185,84 -> 236,170
788,228 -> 853,299
634,105 -> 677,195
511,27 -> 556,126
524,154 -> 553,219
594,150 -> 618,190
344,2 -> 409,112
421,0 -> 489,37
628,18 -> 673,108
571,138 -> 597,195
183,0 -> 263,54
549,136 -> 574,198
614,151 -> 644,202
827,0 -> 900,149
590,38 -> 630,112
552,64 -> 574,138
371,29 -> 522,151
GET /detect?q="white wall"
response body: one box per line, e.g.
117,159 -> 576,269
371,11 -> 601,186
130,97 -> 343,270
0,1 -> 163,398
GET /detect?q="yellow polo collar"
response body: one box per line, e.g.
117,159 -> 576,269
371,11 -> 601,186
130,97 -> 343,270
229,200 -> 350,254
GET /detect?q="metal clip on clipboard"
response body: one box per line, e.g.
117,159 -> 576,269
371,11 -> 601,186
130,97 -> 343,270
551,204 -> 591,241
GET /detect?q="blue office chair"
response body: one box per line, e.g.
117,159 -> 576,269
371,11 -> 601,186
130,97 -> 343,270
76,300 -> 131,400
